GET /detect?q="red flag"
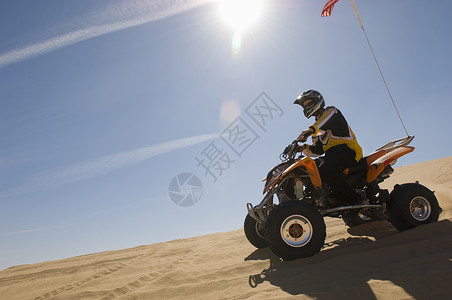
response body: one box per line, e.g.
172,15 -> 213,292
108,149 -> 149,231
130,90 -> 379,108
321,0 -> 340,17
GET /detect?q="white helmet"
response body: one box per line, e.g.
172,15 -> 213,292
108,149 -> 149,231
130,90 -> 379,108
294,90 -> 325,118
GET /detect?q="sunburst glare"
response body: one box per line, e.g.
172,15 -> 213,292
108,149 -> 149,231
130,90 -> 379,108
218,0 -> 265,32
218,0 -> 266,55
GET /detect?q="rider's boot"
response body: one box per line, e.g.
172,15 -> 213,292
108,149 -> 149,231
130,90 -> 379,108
352,192 -> 366,205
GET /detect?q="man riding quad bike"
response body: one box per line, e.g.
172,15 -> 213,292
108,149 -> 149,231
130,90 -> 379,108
244,91 -> 441,260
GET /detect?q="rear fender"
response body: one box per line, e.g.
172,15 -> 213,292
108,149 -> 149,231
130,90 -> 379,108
366,149 -> 387,165
282,157 -> 322,187
366,146 -> 414,183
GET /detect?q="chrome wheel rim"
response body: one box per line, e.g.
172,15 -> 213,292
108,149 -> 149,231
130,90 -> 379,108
410,196 -> 431,221
280,215 -> 313,247
358,212 -> 372,221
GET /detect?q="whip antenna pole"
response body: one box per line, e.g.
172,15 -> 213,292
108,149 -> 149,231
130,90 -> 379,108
350,0 -> 410,137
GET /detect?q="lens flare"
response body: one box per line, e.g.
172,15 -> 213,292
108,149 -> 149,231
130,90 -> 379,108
232,31 -> 242,55
220,99 -> 241,123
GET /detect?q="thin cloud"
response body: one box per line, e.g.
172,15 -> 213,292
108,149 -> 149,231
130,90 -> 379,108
0,0 -> 209,68
0,133 -> 217,199
0,225 -> 71,237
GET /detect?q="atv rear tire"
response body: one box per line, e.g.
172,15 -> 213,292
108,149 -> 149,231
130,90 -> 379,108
244,213 -> 268,248
342,211 -> 375,227
388,183 -> 441,232
266,201 -> 326,260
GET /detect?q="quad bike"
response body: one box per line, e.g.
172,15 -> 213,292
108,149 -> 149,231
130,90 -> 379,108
244,135 -> 441,260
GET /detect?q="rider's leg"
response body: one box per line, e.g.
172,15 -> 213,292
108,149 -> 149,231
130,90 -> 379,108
318,144 -> 357,205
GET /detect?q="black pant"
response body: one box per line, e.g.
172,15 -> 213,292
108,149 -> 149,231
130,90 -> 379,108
318,144 -> 357,204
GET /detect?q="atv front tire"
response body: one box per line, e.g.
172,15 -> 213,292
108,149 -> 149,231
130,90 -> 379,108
244,213 -> 268,248
388,183 -> 441,232
266,201 -> 326,260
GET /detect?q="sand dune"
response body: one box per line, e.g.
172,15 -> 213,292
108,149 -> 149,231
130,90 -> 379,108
1,156 -> 451,299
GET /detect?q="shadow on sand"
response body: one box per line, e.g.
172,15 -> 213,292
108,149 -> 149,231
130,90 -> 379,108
246,220 -> 452,299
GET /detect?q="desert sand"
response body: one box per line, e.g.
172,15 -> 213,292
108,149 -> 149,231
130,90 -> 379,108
1,156 -> 451,299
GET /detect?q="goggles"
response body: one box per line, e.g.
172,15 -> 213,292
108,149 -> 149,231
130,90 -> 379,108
302,99 -> 315,110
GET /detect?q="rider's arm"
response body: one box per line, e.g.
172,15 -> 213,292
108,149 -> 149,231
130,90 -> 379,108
298,127 -> 314,141
310,106 -> 336,135
303,137 -> 324,157
299,107 -> 336,141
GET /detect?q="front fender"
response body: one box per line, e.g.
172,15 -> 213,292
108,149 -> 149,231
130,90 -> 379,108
282,157 -> 322,187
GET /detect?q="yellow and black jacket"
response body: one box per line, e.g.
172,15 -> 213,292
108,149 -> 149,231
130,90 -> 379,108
303,106 -> 363,162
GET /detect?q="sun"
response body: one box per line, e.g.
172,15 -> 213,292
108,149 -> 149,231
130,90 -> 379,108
218,0 -> 265,31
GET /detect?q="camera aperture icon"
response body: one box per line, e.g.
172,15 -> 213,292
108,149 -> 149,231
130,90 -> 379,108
168,173 -> 203,207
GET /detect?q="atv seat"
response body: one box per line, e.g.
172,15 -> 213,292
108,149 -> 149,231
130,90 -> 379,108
343,149 -> 387,176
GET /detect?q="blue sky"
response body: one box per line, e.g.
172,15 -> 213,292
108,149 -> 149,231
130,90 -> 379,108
1,0 -> 451,270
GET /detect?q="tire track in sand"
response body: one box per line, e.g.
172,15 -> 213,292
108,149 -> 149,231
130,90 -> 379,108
98,247 -> 197,300
436,161 -> 452,184
100,274 -> 156,300
32,252 -> 151,300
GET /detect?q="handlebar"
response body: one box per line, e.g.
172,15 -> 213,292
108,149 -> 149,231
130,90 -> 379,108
280,130 -> 313,161
280,138 -> 304,161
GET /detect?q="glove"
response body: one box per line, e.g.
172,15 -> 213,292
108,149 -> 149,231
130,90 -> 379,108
283,144 -> 292,155
298,128 -> 313,142
298,144 -> 307,152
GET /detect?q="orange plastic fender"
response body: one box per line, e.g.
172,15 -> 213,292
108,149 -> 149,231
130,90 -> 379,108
282,157 -> 322,187
366,146 -> 414,183
365,149 -> 388,165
